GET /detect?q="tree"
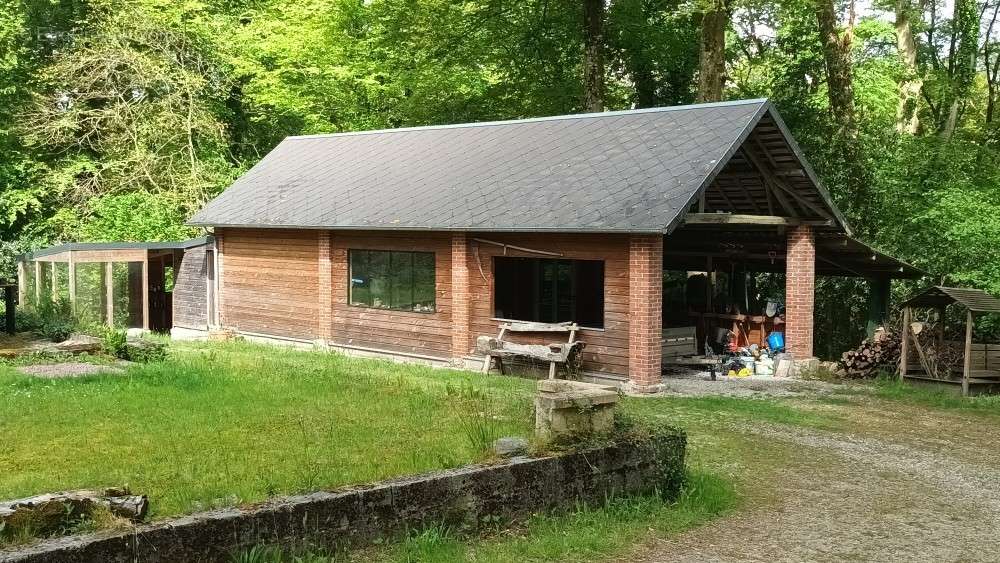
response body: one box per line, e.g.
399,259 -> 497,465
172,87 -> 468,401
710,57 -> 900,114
814,0 -> 858,140
697,0 -> 729,102
894,0 -> 922,134
583,0 -> 605,111
940,0 -> 979,138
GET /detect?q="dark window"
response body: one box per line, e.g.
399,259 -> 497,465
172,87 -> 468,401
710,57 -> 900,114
349,250 -> 436,313
493,257 -> 604,328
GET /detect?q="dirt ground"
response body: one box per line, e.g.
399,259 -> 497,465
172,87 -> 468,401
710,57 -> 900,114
636,383 -> 1000,562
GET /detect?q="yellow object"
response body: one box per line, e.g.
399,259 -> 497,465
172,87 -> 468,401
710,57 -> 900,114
728,370 -> 738,377
735,367 -> 751,377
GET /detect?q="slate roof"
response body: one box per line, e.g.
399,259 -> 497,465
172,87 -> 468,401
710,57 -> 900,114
189,99 -> 830,233
900,286 -> 1000,313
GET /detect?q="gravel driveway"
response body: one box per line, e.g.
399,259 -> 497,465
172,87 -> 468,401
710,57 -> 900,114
636,389 -> 1000,562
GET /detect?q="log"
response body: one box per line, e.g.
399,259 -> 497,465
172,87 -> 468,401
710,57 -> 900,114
1,487 -> 147,539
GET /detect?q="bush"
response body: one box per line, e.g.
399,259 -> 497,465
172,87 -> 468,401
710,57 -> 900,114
101,328 -> 128,358
121,339 -> 167,363
17,297 -> 81,342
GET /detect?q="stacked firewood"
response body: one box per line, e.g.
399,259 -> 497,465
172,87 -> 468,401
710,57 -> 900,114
840,328 -> 901,378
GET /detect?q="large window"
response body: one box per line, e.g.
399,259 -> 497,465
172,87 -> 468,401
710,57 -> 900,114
349,250 -> 436,313
493,257 -> 604,329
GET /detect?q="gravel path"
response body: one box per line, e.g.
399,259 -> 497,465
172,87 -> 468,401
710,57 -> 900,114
637,396 -> 1000,562
17,362 -> 125,378
657,372 -> 850,398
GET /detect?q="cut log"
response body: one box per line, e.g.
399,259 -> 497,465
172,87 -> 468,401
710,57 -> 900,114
1,487 -> 147,539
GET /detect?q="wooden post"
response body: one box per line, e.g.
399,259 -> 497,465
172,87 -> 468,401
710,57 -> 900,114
34,261 -> 41,305
50,262 -> 57,302
865,276 -> 890,337
17,261 -> 25,305
962,309 -> 974,397
141,255 -> 150,331
899,306 -> 910,379
67,251 -> 76,310
105,262 -> 114,327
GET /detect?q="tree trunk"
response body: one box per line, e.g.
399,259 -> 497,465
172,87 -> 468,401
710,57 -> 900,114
697,0 -> 728,103
583,0 -> 604,112
894,0 -> 922,134
941,0 -> 979,139
815,0 -> 858,140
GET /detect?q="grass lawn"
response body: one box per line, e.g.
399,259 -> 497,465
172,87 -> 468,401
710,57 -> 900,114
3,339 -> 867,561
0,341 -> 534,520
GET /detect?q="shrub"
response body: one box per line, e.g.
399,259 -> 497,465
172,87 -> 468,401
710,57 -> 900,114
18,297 -> 80,342
101,328 -> 128,358
122,339 -> 167,363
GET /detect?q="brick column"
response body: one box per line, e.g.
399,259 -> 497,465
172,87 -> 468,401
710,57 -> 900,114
628,234 -> 663,392
317,231 -> 333,343
451,232 -> 471,362
785,225 -> 816,358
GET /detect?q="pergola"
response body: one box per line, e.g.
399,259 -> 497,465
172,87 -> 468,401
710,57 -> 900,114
17,238 -> 209,332
898,286 -> 1000,396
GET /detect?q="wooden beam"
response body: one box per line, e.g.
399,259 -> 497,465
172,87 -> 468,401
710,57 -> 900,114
899,306 -> 910,379
141,255 -> 149,331
34,261 -> 40,305
67,251 -> 76,310
105,262 -> 114,327
963,310 -> 974,397
17,261 -> 25,306
683,213 -> 833,227
741,146 -> 796,217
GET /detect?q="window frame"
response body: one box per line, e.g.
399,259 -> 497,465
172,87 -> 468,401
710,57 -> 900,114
348,249 -> 437,314
491,256 -> 606,330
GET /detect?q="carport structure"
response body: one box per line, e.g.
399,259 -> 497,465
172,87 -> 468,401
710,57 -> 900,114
17,238 -> 211,332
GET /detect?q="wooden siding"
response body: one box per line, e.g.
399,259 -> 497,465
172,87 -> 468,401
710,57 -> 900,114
173,245 -> 209,329
218,228 -> 320,340
467,233 -> 631,377
329,231 -> 453,358
216,228 -> 635,376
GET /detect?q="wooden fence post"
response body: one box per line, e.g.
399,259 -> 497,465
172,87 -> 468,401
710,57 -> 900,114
899,306 -> 910,379
962,310 -> 974,397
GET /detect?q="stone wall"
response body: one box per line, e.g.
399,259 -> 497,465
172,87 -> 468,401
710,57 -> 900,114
1,430 -> 685,563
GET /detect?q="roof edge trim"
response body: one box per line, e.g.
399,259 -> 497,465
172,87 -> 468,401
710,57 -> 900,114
287,98 -> 770,141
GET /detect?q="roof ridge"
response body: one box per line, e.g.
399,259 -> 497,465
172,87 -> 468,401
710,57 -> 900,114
287,98 -> 770,141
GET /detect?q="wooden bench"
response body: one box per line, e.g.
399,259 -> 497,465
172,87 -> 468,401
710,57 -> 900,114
476,321 -> 586,379
662,326 -> 723,379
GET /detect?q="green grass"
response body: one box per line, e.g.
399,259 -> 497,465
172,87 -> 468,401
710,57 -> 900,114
0,341 -> 534,520
620,394 -> 845,431
231,470 -> 736,563
871,375 -> 1000,414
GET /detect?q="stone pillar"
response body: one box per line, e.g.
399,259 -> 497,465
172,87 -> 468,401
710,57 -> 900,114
451,232 -> 470,362
785,225 -> 815,359
628,234 -> 663,392
317,231 -> 333,344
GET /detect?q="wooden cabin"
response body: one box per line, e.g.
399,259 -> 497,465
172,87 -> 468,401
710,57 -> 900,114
181,99 -> 920,391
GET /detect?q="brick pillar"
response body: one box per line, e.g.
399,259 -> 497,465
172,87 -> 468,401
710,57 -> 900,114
317,231 -> 332,343
451,232 -> 471,362
785,225 -> 816,358
628,234 -> 663,392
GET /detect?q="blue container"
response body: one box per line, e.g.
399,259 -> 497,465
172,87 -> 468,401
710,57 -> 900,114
767,331 -> 785,352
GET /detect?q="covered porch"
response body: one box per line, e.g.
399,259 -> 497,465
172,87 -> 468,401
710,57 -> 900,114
16,238 -> 210,332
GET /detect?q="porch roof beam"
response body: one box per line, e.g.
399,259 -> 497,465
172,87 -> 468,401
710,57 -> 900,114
682,213 -> 834,227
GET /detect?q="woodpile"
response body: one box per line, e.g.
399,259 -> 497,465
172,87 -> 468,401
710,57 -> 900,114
839,328 -> 901,378
0,487 -> 147,540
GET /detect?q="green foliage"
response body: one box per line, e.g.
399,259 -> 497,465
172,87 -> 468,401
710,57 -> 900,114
18,297 -> 79,342
100,327 -> 127,358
